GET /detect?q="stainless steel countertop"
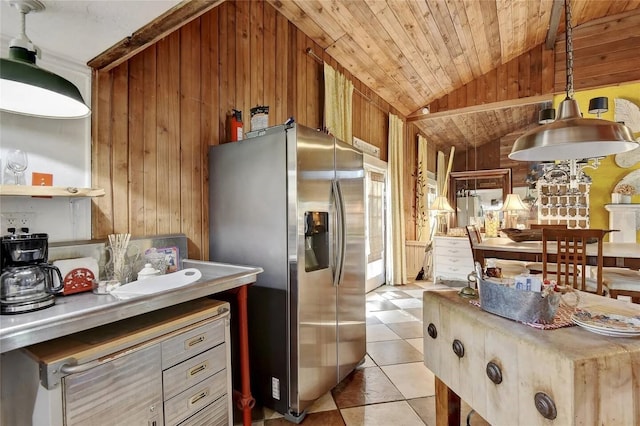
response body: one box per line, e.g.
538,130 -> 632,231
0,259 -> 262,353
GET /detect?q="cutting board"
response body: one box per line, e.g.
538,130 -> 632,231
53,257 -> 99,295
110,268 -> 202,300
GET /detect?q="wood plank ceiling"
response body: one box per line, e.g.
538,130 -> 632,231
268,0 -> 640,151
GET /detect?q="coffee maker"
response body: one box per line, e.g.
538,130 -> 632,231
0,233 -> 63,314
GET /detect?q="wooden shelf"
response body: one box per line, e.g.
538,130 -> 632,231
0,185 -> 105,198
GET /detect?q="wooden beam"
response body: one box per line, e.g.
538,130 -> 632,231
407,94 -> 553,122
87,0 -> 225,71
545,0 -> 564,50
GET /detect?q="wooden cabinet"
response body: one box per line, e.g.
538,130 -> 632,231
423,290 -> 640,425
432,236 -> 474,282
161,319 -> 230,426
537,182 -> 590,228
3,298 -> 232,426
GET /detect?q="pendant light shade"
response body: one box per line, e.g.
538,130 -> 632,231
0,0 -> 90,119
509,98 -> 636,161
509,0 -> 637,162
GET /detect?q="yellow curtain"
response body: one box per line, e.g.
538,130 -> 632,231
389,114 -> 407,285
417,134 -> 430,242
324,63 -> 353,144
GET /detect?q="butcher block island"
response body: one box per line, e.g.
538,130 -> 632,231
423,290 -> 640,425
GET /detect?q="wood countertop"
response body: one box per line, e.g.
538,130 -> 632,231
423,289 -> 640,425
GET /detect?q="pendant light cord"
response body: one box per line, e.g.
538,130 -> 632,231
565,0 -> 574,99
19,10 -> 26,38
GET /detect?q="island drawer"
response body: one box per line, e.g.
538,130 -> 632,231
164,369 -> 228,426
162,316 -> 226,369
163,343 -> 227,400
177,394 -> 229,426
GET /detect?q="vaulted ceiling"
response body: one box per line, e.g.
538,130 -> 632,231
268,0 -> 640,151
2,0 -> 638,152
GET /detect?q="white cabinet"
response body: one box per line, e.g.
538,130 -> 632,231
1,298 -> 232,426
432,236 -> 474,282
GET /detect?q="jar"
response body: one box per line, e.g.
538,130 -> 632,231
137,263 -> 160,281
484,212 -> 499,238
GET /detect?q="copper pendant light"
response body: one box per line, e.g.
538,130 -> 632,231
509,0 -> 636,162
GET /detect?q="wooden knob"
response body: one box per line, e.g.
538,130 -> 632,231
427,323 -> 438,339
452,339 -> 464,358
534,392 -> 557,420
486,361 -> 502,384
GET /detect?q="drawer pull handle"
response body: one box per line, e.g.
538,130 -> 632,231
486,361 -> 502,384
427,323 -> 438,339
189,389 -> 210,406
534,392 -> 557,420
452,339 -> 464,358
186,334 -> 206,349
188,361 -> 209,377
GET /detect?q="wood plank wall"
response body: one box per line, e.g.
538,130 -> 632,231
91,0 -> 398,260
432,10 -> 640,190
554,10 -> 640,93
428,44 -> 555,113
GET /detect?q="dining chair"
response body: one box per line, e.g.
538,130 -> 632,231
602,268 -> 640,304
541,228 -> 606,294
541,228 -> 640,301
465,225 -> 528,278
526,224 -> 568,273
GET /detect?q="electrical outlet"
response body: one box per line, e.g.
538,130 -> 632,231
1,212 -> 36,233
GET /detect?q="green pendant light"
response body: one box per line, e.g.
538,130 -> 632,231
509,0 -> 636,161
0,0 -> 90,119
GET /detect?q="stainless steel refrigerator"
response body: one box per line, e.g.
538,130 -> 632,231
208,123 -> 366,423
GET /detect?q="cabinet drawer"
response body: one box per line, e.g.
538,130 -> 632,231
436,256 -> 473,268
163,343 -> 227,400
177,394 -> 229,426
162,317 -> 226,369
436,264 -> 473,279
164,370 -> 228,426
435,237 -> 470,249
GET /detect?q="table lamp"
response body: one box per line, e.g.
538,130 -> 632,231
431,195 -> 454,235
501,194 -> 527,229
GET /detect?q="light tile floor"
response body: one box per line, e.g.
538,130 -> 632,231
243,279 -> 491,426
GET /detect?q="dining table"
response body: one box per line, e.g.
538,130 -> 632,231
472,237 -> 640,270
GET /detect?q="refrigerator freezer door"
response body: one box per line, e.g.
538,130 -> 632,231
289,125 -> 338,415
335,139 -> 366,382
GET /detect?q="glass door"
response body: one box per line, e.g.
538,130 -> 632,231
364,156 -> 387,293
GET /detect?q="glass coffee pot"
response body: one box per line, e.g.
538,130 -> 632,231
0,233 -> 63,314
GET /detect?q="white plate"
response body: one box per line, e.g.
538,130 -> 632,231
571,318 -> 640,337
571,310 -> 640,336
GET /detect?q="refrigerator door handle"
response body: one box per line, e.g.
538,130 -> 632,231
332,179 -> 346,286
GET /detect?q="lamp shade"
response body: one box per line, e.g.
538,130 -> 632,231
588,97 -> 608,115
430,195 -> 454,212
0,47 -> 90,118
501,194 -> 527,211
538,108 -> 555,124
509,98 -> 637,161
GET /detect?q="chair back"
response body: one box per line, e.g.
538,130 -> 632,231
465,225 -> 482,247
541,228 -> 606,295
